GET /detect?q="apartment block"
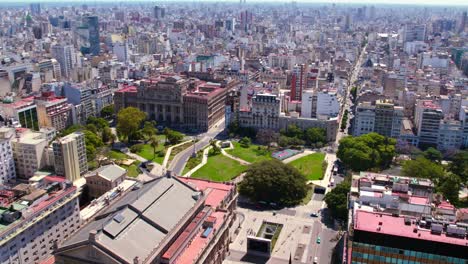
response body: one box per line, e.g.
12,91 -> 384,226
0,177 -> 80,264
35,92 -> 74,132
52,132 -> 88,182
11,128 -> 48,180
0,127 -> 16,184
353,100 -> 403,138
347,172 -> 467,264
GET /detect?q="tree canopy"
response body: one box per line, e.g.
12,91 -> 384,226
279,125 -> 326,148
448,151 -> 468,184
422,147 -> 443,163
324,180 -> 351,222
164,128 -> 184,145
402,157 -> 445,181
100,104 -> 115,119
337,133 -> 396,171
238,160 -> 308,206
116,107 -> 147,142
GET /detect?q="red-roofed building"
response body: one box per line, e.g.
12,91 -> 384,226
350,210 -> 468,263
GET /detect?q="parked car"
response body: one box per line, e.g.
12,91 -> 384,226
316,236 -> 321,244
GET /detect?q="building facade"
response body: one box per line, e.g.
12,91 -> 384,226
0,179 -> 80,264
11,129 -> 48,180
52,132 -> 88,182
0,128 -> 16,184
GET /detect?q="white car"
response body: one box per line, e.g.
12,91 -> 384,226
313,257 -> 318,264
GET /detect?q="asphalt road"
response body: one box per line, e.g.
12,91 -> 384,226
168,119 -> 226,175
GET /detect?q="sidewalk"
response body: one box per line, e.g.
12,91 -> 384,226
183,146 -> 211,177
219,141 -> 251,165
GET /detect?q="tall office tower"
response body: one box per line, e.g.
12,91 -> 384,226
30,3 -> 41,16
344,14 -> 351,31
153,5 -> 166,19
403,24 -> 426,43
0,128 -> 16,184
460,11 -> 467,33
51,44 -> 75,78
414,100 -> 444,148
84,16 -> 100,56
240,10 -> 253,30
291,64 -> 307,101
53,132 -> 88,182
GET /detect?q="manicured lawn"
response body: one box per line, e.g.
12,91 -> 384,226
106,150 -> 141,177
288,153 -> 326,181
192,154 -> 247,182
182,150 -> 203,175
121,161 -> 141,178
136,144 -> 166,164
226,141 -> 272,163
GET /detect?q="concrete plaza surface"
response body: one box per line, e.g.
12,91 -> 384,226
225,193 -> 338,264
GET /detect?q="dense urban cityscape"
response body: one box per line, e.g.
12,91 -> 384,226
0,1 -> 467,264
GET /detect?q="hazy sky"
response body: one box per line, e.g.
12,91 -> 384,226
1,0 -> 468,6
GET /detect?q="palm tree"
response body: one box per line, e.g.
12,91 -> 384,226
149,135 -> 159,159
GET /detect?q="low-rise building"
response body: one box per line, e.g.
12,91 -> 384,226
85,165 -> 126,199
54,174 -> 237,264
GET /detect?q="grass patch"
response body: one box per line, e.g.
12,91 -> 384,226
192,153 -> 247,182
182,150 -> 203,175
256,222 -> 283,251
301,184 -> 315,205
121,161 -> 141,178
136,144 -> 166,164
226,141 -> 272,163
105,150 -> 141,177
168,141 -> 194,163
288,153 -> 326,181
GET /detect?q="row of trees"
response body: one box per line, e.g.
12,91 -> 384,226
340,110 -> 349,130
402,148 -> 467,205
337,132 -> 396,172
279,124 -> 327,148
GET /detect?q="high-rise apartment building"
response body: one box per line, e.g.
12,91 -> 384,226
353,100 -> 403,138
35,92 -> 74,132
53,132 -> 88,182
11,128 -> 48,180
0,127 -> 16,184
0,178 -> 80,264
51,44 -> 75,78
414,100 -> 444,148
63,83 -> 94,125
291,64 -> 307,101
403,24 -> 426,43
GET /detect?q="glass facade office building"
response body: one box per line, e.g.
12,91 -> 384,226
17,106 -> 39,131
351,242 -> 467,264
